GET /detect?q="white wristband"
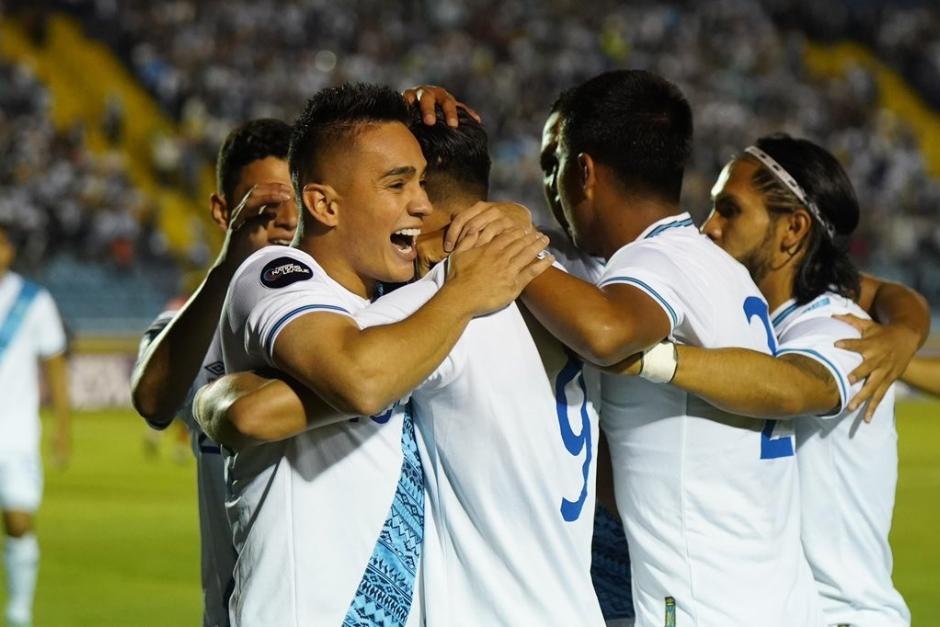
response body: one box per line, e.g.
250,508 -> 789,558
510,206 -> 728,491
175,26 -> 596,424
639,340 -> 678,384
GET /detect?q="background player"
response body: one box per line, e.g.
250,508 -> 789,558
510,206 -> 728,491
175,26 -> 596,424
131,118 -> 298,627
0,221 -> 70,627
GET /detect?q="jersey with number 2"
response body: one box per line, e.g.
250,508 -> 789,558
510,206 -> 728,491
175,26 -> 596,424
599,213 -> 822,627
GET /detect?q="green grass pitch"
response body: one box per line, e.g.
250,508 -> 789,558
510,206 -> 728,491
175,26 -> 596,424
0,401 -> 937,625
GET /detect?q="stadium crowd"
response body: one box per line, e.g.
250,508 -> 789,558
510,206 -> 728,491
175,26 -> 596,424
0,61 -> 164,270
3,0 -> 940,302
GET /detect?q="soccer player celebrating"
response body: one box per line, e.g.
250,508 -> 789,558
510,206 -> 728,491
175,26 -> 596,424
616,135 -> 923,626
206,83 -> 549,626
520,70 -> 824,625
131,118 -> 299,627
197,101 -> 605,625
0,221 -> 71,627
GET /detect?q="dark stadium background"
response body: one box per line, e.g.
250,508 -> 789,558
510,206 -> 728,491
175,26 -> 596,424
0,1 -> 937,624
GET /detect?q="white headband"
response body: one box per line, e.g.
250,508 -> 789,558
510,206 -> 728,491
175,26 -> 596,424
744,146 -> 836,239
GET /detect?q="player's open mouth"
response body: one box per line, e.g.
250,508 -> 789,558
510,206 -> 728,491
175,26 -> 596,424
268,239 -> 292,246
390,228 -> 420,257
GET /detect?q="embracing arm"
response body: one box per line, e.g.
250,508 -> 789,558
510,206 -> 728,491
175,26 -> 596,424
194,371 -> 348,449
272,231 -> 552,416
131,184 -> 291,425
901,356 -> 940,396
520,268 -> 670,367
673,346 -> 838,418
834,273 -> 930,419
604,341 -> 839,418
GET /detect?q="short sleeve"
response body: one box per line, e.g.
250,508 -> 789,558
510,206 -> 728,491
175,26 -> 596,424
598,243 -> 687,334
227,250 -> 356,366
776,316 -> 862,417
32,289 -> 67,358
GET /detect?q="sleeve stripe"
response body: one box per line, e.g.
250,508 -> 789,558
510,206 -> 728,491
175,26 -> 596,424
597,276 -> 679,328
264,303 -> 351,357
777,347 -> 849,414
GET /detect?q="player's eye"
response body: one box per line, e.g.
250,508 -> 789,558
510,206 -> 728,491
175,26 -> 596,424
715,198 -> 739,218
389,180 -> 406,190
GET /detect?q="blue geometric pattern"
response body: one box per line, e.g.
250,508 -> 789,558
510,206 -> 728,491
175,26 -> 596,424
591,506 -> 635,620
344,403 -> 424,627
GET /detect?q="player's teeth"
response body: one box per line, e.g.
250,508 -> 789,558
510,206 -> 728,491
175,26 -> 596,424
393,228 -> 420,237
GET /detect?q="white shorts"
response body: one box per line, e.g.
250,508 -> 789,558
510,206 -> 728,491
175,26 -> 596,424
0,452 -> 43,512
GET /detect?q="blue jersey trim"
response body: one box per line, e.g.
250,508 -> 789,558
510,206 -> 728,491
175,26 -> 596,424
264,303 -> 350,354
644,217 -> 694,239
771,302 -> 800,329
599,276 -> 678,328
777,348 -> 849,410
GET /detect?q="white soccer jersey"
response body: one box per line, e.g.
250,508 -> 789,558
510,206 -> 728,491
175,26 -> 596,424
772,293 -> 910,627
356,261 -> 605,627
598,213 -> 822,627
137,313 -> 233,627
547,229 -> 606,285
220,246 -> 416,627
0,272 -> 66,456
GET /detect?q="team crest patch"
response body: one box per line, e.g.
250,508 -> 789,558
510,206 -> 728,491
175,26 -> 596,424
260,256 -> 313,288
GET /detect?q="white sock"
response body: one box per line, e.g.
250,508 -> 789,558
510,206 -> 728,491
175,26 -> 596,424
4,533 -> 39,624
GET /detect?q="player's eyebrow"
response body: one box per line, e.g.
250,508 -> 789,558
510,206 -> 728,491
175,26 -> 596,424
380,166 -> 417,179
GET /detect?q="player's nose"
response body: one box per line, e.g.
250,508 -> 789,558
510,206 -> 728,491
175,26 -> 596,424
700,214 -> 721,243
408,193 -> 433,218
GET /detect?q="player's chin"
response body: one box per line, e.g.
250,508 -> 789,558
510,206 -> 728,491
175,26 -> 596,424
381,255 -> 417,284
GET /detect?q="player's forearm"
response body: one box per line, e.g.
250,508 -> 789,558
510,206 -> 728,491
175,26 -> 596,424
672,346 -> 838,418
131,266 -> 234,424
315,283 -> 476,416
861,274 -> 930,349
521,268 -> 646,366
196,371 -> 352,450
901,356 -> 940,396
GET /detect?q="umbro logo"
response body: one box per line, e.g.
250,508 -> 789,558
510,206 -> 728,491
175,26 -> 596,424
204,361 -> 225,377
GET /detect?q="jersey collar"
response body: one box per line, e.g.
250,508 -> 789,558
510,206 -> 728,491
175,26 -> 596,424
636,212 -> 695,241
769,298 -> 800,331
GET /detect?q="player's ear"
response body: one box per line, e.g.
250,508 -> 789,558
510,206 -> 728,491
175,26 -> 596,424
209,193 -> 229,231
302,183 -> 341,228
781,208 -> 812,252
577,152 -> 596,200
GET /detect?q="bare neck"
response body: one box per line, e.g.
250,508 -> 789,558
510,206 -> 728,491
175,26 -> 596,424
759,252 -> 802,312
594,188 -> 681,260
300,234 -> 375,299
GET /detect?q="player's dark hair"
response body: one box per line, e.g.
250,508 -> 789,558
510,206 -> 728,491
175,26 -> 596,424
561,70 -> 692,203
748,134 -> 860,304
289,82 -> 411,204
408,106 -> 490,203
549,87 -> 573,115
216,118 -> 292,202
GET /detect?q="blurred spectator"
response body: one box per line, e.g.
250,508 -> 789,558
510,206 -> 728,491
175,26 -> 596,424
5,0 -> 940,304
0,62 -> 164,271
